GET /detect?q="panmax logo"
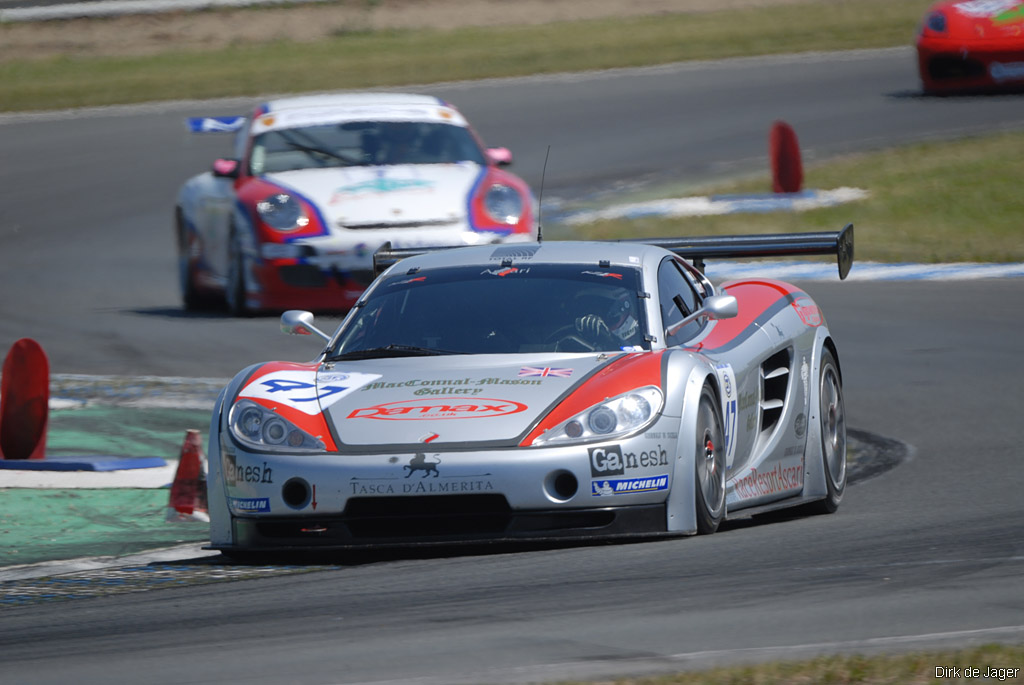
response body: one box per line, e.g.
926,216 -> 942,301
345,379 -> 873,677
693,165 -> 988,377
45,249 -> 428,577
347,397 -> 527,420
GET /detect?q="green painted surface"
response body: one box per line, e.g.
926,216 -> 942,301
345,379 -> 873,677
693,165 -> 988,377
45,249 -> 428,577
0,489 -> 208,567
1,406 -> 213,568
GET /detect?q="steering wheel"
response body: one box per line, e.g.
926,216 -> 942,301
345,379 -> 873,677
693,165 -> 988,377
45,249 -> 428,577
543,325 -> 596,352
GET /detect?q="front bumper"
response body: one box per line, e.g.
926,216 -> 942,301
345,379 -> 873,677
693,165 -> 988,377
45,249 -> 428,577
218,500 -> 668,551
211,426 -> 683,550
917,41 -> 1024,92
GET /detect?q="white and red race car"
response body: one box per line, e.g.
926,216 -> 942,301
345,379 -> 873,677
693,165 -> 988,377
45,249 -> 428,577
176,93 -> 537,315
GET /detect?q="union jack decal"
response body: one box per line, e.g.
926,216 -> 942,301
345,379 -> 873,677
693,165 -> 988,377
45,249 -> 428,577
519,366 -> 573,378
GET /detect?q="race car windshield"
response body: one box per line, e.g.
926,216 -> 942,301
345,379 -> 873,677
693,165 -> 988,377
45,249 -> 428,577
327,264 -> 650,359
250,121 -> 488,173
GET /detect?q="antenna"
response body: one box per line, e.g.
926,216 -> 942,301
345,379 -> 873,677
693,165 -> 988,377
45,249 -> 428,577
536,145 -> 550,244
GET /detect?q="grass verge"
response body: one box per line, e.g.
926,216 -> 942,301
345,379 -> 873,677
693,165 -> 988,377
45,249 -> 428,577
566,130 -> 1024,263
554,644 -> 1024,684
0,0 -> 933,112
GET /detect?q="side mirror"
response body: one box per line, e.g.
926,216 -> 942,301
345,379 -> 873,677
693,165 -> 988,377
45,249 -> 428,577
487,147 -> 513,166
702,294 -> 738,320
673,295 -> 739,332
281,310 -> 331,343
212,158 -> 241,179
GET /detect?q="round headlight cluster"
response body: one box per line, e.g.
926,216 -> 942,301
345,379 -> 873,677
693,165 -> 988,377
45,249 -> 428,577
483,184 -> 523,225
924,11 -> 946,33
256,193 -> 309,232
229,400 -> 324,452
533,387 -> 663,446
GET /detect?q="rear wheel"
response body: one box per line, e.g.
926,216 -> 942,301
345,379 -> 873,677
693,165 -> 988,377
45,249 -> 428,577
804,348 -> 846,514
694,383 -> 726,534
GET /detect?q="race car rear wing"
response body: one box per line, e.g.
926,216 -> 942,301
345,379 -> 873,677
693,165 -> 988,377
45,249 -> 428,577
373,223 -> 854,280
619,222 -> 855,280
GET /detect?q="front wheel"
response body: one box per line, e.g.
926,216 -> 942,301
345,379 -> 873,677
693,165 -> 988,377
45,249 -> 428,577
177,210 -> 210,311
694,383 -> 727,534
804,348 -> 846,514
225,228 -> 251,317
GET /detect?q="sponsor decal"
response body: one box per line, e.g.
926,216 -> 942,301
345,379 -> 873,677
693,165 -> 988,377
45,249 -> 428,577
361,376 -> 545,396
644,431 -> 678,440
349,459 -> 495,494
240,369 -> 380,415
389,276 -> 428,286
624,444 -> 669,469
581,271 -> 623,279
591,474 -> 669,496
801,358 -> 810,398
330,178 -> 434,202
714,364 -> 739,468
795,412 -> 807,438
230,497 -> 271,513
420,432 -> 440,443
791,297 -> 822,327
991,61 -> 1024,81
954,0 -> 1020,18
519,366 -> 573,378
732,461 -> 804,500
223,453 -> 274,486
490,245 -> 539,261
347,397 -> 527,420
995,5 -> 1024,23
481,267 -> 529,277
404,453 -> 441,478
589,445 -> 625,477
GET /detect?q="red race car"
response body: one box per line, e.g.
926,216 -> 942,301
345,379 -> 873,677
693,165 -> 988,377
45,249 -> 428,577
917,0 -> 1024,93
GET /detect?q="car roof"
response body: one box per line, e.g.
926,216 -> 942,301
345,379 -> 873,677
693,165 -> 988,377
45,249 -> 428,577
261,93 -> 448,113
383,241 -> 674,273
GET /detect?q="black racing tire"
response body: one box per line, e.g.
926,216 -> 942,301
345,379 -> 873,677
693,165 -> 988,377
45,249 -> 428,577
803,347 -> 847,515
225,227 -> 251,317
694,383 -> 727,534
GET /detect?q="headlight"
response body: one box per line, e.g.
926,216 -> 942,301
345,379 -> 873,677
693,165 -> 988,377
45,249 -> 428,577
229,400 -> 325,452
483,184 -> 523,225
532,386 -> 663,446
924,11 -> 946,34
256,193 -> 310,232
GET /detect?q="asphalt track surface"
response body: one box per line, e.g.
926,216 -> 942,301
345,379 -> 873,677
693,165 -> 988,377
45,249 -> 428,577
1,49 -> 1024,683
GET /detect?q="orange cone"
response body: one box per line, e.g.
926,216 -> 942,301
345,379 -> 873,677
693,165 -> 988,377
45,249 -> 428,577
166,429 -> 210,522
0,338 -> 50,461
769,120 -> 803,194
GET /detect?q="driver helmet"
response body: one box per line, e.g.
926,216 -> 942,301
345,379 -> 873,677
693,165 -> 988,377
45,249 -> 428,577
604,289 -> 639,342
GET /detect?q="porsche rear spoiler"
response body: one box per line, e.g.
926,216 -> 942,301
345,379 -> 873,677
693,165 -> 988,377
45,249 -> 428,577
373,223 -> 854,280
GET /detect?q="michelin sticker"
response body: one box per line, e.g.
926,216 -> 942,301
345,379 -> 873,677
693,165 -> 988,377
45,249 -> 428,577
713,363 -> 739,469
239,370 -> 381,415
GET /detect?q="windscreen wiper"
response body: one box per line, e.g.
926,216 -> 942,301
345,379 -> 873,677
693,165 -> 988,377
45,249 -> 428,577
327,344 -> 463,361
279,131 -> 360,166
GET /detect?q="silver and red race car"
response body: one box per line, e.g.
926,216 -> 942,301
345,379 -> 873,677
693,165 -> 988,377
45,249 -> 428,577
176,93 -> 536,315
205,226 -> 853,554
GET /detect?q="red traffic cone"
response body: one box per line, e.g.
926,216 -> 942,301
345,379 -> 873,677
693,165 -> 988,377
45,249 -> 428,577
166,429 -> 210,522
0,338 -> 50,461
770,120 -> 803,194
